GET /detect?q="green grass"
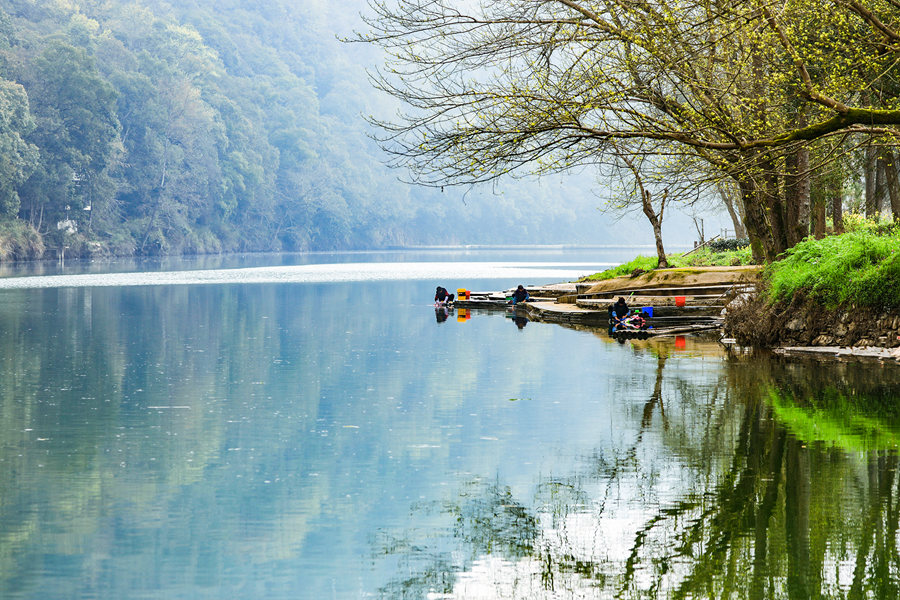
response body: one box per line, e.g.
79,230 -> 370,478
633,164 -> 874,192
581,246 -> 754,281
582,255 -> 661,281
766,228 -> 900,309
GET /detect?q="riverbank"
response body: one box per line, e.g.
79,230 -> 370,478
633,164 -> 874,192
725,293 -> 900,349
514,277 -> 900,363
723,228 -> 900,355
546,227 -> 900,361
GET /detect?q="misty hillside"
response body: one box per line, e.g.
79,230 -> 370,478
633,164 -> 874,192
0,0 -> 668,258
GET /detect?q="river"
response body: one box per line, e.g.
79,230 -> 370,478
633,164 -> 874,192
0,248 -> 898,599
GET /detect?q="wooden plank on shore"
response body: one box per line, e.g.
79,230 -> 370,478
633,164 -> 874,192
648,323 -> 722,336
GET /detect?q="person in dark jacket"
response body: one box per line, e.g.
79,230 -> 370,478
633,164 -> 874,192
509,285 -> 530,305
611,297 -> 629,326
434,286 -> 455,304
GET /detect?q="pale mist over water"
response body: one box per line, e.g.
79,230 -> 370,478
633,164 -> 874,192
0,261 -> 605,288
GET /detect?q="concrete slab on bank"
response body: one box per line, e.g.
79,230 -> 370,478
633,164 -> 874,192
521,301 -> 610,326
775,346 -> 900,362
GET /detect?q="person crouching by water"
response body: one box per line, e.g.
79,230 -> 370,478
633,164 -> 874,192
434,286 -> 455,305
509,285 -> 530,305
611,296 -> 629,326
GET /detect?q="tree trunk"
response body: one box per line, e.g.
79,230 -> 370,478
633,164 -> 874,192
832,179 -> 844,234
744,45 -> 778,262
883,149 -> 900,222
762,154 -> 789,255
618,151 -> 668,268
875,154 -> 887,219
718,181 -> 747,238
785,147 -> 810,245
865,144 -> 878,218
642,190 -> 668,269
785,152 -> 799,243
813,193 -> 826,239
737,174 -> 772,263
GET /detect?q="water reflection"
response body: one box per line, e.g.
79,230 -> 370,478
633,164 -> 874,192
2,259 -> 899,599
435,305 -> 452,323
380,350 -> 900,599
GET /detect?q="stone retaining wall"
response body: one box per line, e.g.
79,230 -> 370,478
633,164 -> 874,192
726,296 -> 900,348
779,310 -> 900,348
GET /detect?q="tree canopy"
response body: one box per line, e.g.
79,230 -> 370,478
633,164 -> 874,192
360,0 -> 900,261
0,0 -> 638,258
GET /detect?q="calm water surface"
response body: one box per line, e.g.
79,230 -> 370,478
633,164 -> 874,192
0,249 -> 898,599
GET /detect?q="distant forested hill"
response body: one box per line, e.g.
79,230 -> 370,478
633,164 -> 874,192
0,0 -> 647,258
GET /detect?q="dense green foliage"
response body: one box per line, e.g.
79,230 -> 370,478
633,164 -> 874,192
0,218 -> 42,259
708,238 -> 750,252
0,0 -> 636,257
581,245 -> 754,281
766,228 -> 900,309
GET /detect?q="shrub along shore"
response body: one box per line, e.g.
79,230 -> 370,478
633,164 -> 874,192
586,221 -> 900,350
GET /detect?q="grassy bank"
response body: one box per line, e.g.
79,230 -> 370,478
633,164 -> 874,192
765,228 -> 900,309
580,222 -> 900,348
581,242 -> 754,282
725,227 -> 900,348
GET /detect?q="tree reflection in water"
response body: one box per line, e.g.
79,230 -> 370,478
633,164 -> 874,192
377,350 -> 900,599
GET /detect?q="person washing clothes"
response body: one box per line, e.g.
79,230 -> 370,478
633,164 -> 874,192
434,286 -> 455,305
509,285 -> 530,305
611,296 -> 629,326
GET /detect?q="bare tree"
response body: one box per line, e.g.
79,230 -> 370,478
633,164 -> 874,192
611,151 -> 672,268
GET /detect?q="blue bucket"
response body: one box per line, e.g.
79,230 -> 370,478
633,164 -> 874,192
641,306 -> 653,318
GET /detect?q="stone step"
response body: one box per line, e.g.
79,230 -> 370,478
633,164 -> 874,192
579,283 -> 753,299
576,299 -> 725,317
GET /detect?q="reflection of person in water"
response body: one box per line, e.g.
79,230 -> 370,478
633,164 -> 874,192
513,316 -> 528,329
435,305 -> 450,323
